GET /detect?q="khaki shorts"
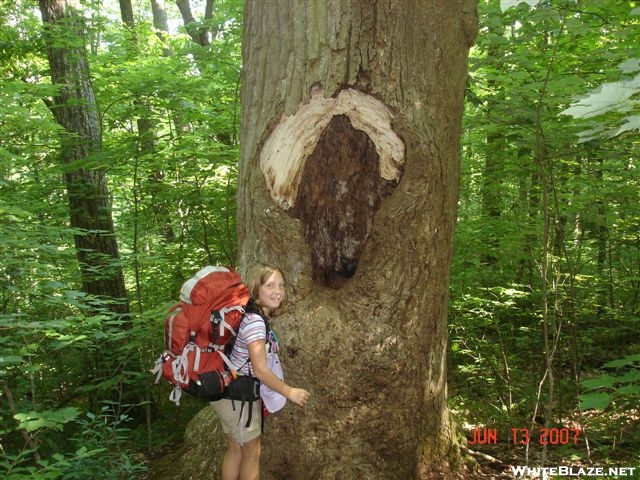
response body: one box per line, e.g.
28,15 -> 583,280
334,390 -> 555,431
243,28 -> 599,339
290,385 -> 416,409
211,398 -> 262,444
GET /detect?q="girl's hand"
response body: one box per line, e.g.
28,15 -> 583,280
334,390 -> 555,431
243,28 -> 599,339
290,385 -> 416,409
288,387 -> 310,407
248,340 -> 310,407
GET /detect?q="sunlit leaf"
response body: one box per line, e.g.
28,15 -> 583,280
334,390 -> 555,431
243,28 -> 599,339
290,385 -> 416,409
561,74 -> 640,119
14,407 -> 81,433
618,57 -> 640,74
500,0 -> 542,12
603,354 -> 640,369
581,375 -> 618,390
578,392 -> 612,411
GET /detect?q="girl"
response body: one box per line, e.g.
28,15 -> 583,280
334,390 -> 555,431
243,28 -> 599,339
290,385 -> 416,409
211,264 -> 310,480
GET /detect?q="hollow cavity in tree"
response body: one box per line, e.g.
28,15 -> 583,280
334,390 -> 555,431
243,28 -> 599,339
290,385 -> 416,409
260,87 -> 406,287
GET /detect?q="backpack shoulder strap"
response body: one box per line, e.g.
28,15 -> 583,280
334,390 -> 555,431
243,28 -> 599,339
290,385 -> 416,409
244,299 -> 271,334
244,301 -> 279,355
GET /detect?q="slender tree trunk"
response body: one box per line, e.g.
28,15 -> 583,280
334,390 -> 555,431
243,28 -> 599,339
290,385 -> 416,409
2,381 -> 41,463
39,0 -> 130,317
118,0 -> 134,26
528,12 -> 568,465
175,0 -> 211,46
480,19 -> 506,270
151,0 -> 171,55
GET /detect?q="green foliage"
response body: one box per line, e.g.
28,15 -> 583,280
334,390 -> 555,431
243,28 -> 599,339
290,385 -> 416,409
1,0 -> 639,473
1,446 -> 105,480
451,0 -> 640,465
2,405 -> 146,479
562,58 -> 640,142
449,286 -> 540,425
1,0 -> 244,472
579,354 -> 640,411
66,405 -> 148,479
14,407 -> 81,433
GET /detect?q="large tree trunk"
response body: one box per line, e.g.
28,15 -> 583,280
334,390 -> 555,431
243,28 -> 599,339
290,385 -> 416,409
40,0 -> 130,317
237,1 -> 477,478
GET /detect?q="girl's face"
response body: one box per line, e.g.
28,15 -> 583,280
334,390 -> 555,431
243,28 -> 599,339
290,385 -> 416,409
258,270 -> 285,315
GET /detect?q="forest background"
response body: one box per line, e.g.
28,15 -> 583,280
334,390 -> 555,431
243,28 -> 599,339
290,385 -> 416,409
1,0 -> 638,478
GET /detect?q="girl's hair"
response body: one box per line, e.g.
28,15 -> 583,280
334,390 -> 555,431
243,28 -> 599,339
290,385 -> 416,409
245,263 -> 286,301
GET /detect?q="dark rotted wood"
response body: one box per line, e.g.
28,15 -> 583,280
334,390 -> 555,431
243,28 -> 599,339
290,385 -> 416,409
290,114 -> 397,288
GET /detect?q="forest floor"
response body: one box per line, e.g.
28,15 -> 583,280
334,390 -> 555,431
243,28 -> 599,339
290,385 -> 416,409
461,409 -> 639,479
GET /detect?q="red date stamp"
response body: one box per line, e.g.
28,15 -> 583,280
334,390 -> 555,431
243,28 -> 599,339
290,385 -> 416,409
468,427 -> 582,445
511,427 -> 581,445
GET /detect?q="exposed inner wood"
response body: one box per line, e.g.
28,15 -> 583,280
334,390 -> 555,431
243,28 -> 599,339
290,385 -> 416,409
260,87 -> 405,210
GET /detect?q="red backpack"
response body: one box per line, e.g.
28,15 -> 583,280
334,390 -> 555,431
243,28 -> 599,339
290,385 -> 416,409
152,266 -> 250,406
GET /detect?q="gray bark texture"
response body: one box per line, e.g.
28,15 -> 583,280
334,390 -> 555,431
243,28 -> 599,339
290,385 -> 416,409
236,1 -> 478,478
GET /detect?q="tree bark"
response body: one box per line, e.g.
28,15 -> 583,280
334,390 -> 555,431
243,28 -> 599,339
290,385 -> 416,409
175,0 -> 211,46
39,0 -> 130,317
237,1 -> 477,478
151,0 -> 170,45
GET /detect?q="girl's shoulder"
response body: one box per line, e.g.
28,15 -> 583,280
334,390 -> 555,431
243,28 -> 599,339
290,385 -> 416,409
244,299 -> 264,316
243,311 -> 265,325
243,300 -> 270,329
240,312 -> 267,338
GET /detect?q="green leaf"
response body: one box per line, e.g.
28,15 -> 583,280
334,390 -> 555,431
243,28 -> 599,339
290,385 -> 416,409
614,115 -> 640,136
14,407 -> 81,433
618,58 -> 640,74
603,354 -> 640,369
578,392 -> 612,411
581,375 -> 618,390
0,355 -> 24,366
500,0 -> 542,12
561,74 -> 640,119
615,384 -> 640,397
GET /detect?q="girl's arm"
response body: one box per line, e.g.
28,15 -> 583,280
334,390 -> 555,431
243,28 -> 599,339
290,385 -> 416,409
247,340 -> 310,407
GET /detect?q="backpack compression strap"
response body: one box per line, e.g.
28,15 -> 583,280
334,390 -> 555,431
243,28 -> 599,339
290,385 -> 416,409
213,305 -> 246,338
